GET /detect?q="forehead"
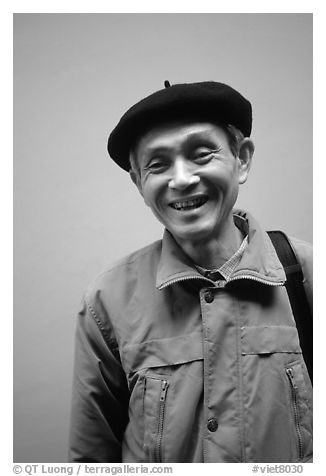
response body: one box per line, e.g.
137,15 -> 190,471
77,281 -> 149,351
134,121 -> 228,155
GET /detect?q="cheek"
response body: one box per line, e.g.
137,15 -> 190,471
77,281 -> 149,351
141,176 -> 167,204
200,167 -> 234,191
141,180 -> 161,209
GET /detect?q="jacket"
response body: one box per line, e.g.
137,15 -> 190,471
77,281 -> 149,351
69,210 -> 313,463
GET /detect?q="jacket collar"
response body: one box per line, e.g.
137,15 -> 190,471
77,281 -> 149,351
156,209 -> 286,290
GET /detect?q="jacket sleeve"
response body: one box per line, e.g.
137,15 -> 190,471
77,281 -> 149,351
69,296 -> 130,462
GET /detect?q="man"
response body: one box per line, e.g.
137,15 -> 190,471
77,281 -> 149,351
69,81 -> 312,463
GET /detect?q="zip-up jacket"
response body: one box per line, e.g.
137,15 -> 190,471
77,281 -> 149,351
69,210 -> 313,463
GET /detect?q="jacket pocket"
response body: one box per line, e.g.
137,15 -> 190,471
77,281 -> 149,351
143,375 -> 169,463
284,361 -> 312,462
121,330 -> 203,373
122,332 -> 204,462
241,325 -> 301,355
240,326 -> 312,462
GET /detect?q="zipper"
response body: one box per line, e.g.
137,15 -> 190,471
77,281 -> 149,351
154,380 -> 169,462
159,275 -> 213,290
159,273 -> 284,290
229,274 -> 284,286
285,367 -> 304,460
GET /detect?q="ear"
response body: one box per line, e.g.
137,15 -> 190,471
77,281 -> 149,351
129,169 -> 144,198
237,138 -> 255,185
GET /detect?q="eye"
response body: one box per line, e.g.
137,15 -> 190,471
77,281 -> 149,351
192,148 -> 216,163
145,158 -> 169,174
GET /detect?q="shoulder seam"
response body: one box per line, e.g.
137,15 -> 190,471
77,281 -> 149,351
84,296 -> 118,349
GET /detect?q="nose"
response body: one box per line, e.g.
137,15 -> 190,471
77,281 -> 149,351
168,158 -> 200,190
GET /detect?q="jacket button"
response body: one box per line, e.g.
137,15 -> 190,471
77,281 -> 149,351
207,417 -> 218,432
204,290 -> 214,303
216,280 -> 226,288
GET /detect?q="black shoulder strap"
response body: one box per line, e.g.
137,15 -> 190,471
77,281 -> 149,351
267,230 -> 313,384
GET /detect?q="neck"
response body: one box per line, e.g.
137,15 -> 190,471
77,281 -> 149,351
174,219 -> 244,269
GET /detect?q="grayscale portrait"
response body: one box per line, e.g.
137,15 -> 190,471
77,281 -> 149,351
14,13 -> 312,464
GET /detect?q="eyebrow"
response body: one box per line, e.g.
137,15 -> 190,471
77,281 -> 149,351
184,132 -> 218,148
140,130 -> 219,159
141,145 -> 172,157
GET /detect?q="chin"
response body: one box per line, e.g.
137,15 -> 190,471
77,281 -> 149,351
170,224 -> 214,244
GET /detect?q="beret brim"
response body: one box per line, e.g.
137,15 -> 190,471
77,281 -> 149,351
107,81 -> 252,171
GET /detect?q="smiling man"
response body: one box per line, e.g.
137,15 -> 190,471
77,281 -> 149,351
69,81 -> 313,463
130,120 -> 253,269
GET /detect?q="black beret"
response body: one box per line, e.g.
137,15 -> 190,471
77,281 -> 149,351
107,81 -> 252,171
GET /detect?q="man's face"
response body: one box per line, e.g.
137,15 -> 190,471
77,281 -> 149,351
132,121 -> 251,246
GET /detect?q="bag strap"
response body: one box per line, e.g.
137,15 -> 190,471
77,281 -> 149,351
267,230 -> 313,384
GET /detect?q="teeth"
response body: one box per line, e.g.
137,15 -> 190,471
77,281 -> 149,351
170,196 -> 208,211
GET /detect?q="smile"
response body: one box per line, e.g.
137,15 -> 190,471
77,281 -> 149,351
169,196 -> 209,211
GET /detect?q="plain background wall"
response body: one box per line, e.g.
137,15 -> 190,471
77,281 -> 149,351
13,13 -> 312,462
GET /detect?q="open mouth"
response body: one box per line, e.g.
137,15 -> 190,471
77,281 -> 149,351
169,196 -> 209,211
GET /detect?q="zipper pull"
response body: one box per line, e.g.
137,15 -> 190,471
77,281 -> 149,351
160,380 -> 169,402
286,367 -> 294,379
286,367 -> 298,389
